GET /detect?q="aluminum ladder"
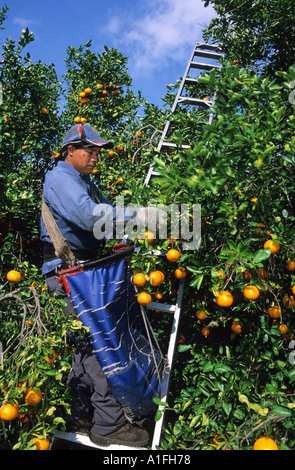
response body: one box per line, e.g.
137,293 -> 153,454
144,41 -> 223,186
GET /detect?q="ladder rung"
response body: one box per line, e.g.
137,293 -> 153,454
147,302 -> 176,313
190,61 -> 220,71
178,96 -> 212,107
194,50 -> 223,60
195,43 -> 221,52
184,77 -> 199,84
160,142 -> 190,149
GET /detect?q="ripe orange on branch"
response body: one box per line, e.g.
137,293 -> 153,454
132,273 -> 146,286
201,327 -> 210,337
0,403 -> 19,421
243,285 -> 260,300
137,291 -> 152,306
253,436 -> 279,450
34,437 -> 50,450
216,291 -> 233,307
166,249 -> 180,262
267,306 -> 281,318
46,349 -> 56,364
264,239 -> 280,254
196,310 -> 207,320
231,321 -> 243,334
149,271 -> 165,286
142,231 -> 154,243
174,268 -> 187,279
286,259 -> 295,271
24,387 -> 42,406
279,324 -> 288,335
6,270 -> 22,283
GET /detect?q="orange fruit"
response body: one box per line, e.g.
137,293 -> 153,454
33,437 -> 50,450
283,295 -> 295,309
257,267 -> 267,279
92,169 -> 99,174
74,116 -> 81,123
99,97 -> 106,104
166,249 -> 180,262
79,91 -> 86,98
201,327 -> 210,337
196,310 -> 207,320
216,291 -> 233,307
116,144 -> 124,153
84,87 -> 92,94
286,259 -> 295,271
132,273 -> 146,286
0,403 -> 19,421
242,270 -> 252,281
174,268 -> 187,279
24,387 -> 42,405
137,292 -> 152,306
253,436 -> 279,450
143,231 -> 154,243
107,150 -> 114,157
102,89 -> 108,96
267,306 -> 281,319
243,285 -> 260,300
6,269 -> 22,283
154,291 -> 163,300
46,349 -> 56,364
41,108 -> 48,114
264,239 -> 280,254
80,98 -> 88,104
231,321 -> 242,334
279,324 -> 288,335
216,269 -> 226,279
149,271 -> 165,286
178,334 -> 186,344
292,285 -> 295,296
213,433 -> 226,445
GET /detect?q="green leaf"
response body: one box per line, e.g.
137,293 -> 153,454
271,405 -> 292,418
252,248 -> 271,263
214,364 -> 232,375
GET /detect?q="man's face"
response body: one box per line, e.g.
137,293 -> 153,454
65,145 -> 100,175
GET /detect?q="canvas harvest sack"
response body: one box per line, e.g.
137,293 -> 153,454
58,247 -> 168,419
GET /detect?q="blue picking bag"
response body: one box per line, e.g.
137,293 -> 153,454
59,246 -> 168,419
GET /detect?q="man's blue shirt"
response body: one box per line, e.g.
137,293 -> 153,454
40,161 -> 114,274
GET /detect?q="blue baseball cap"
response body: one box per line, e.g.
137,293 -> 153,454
61,124 -> 113,156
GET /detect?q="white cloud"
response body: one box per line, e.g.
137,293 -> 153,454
102,0 -> 216,77
12,16 -> 40,30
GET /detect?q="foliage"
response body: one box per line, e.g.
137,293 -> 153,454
1,0 -> 295,451
202,0 -> 295,75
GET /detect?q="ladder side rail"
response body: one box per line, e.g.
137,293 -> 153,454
151,278 -> 185,450
156,39 -> 203,154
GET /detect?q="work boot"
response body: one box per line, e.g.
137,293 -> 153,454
66,418 -> 92,435
90,422 -> 150,448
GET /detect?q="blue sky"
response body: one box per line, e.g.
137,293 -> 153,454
1,0 -> 216,108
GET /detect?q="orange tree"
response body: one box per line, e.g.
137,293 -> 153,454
139,43 -> 295,454
0,7 -> 151,449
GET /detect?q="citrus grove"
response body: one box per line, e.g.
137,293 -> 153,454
1,0 -> 295,450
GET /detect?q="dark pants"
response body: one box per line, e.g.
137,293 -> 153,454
45,273 -> 126,436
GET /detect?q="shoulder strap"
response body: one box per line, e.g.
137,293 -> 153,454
41,197 -> 75,267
